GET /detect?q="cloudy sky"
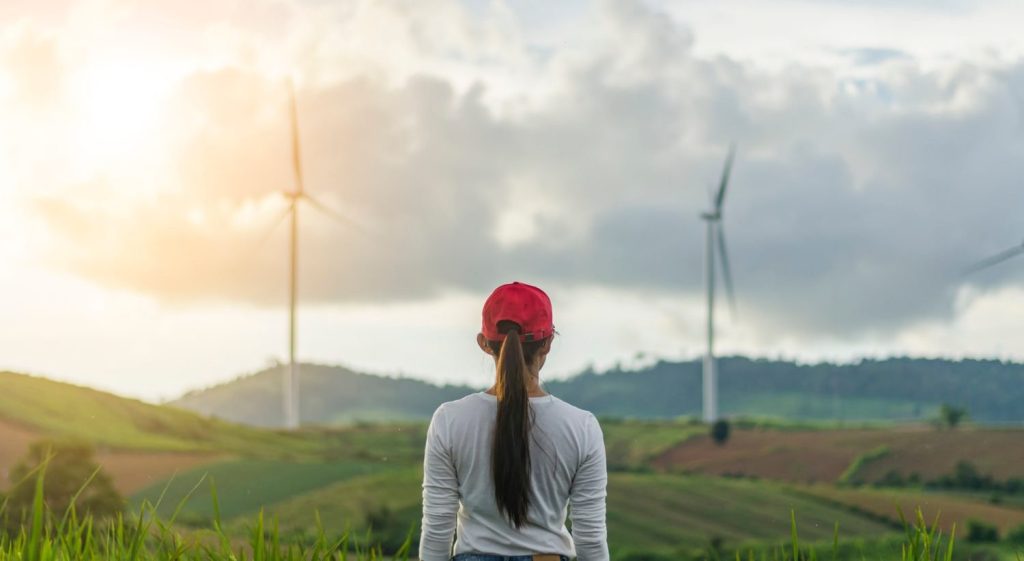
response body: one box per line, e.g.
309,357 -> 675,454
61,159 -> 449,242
2,0 -> 1024,401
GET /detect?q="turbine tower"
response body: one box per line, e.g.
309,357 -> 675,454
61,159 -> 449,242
700,145 -> 737,424
276,80 -> 358,429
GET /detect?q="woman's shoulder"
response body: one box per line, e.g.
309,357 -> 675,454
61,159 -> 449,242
430,391 -> 491,421
546,395 -> 595,418
540,396 -> 603,433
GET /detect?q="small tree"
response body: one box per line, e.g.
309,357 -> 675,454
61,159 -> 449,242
710,419 -> 730,446
6,439 -> 123,522
939,403 -> 968,429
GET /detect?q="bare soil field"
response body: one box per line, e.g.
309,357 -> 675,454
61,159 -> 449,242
96,451 -> 222,495
0,419 -> 40,487
0,418 -> 219,495
653,427 -> 1024,483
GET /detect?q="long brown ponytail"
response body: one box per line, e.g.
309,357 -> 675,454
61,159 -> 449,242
489,320 -> 544,528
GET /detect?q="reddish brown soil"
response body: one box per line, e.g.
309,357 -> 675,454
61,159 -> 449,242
0,419 -> 220,495
0,419 -> 41,487
653,427 -> 1024,484
95,451 -> 222,495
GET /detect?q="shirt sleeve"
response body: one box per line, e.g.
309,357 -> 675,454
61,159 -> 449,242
568,413 -> 610,561
419,405 -> 460,561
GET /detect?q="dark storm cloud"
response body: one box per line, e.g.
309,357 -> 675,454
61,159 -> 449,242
34,0 -> 1024,338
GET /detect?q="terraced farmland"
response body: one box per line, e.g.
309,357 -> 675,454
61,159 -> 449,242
654,426 -> 1024,483
798,485 -> 1024,538
606,474 -> 898,553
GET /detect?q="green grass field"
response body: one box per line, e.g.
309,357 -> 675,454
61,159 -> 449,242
726,392 -> 934,421
131,459 -> 404,520
601,418 -> 707,471
5,372 -> 1024,560
146,467 -> 908,553
0,372 -> 320,456
0,470 -> 980,561
235,468 -> 425,536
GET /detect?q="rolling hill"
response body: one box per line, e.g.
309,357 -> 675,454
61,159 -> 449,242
4,368 -> 1024,558
170,357 -> 1024,427
0,371 -> 317,456
172,363 -> 472,427
0,370 -> 346,493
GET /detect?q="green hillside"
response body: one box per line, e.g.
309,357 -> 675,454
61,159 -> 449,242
0,369 -> 1017,559
160,469 -> 900,553
131,459 -> 402,520
547,357 -> 1024,423
172,363 -> 471,427
169,357 -> 1024,428
0,371 -> 316,456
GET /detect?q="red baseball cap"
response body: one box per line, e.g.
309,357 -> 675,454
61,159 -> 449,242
481,281 -> 554,342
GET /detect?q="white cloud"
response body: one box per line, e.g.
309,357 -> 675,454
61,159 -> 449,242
4,0 -> 1024,397
20,0 -> 1024,334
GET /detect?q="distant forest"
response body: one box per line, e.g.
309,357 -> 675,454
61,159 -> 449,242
171,357 -> 1024,427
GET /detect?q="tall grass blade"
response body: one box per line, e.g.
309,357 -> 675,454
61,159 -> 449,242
790,510 -> 799,561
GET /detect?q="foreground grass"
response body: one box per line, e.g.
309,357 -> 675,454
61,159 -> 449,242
2,465 -> 982,561
2,469 -> 416,561
0,485 -> 966,561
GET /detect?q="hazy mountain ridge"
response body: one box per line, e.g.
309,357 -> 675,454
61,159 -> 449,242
171,357 -> 1024,427
172,363 -> 474,427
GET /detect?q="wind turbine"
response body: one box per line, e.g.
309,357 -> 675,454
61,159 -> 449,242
272,79 -> 360,430
965,239 -> 1024,275
700,145 -> 737,424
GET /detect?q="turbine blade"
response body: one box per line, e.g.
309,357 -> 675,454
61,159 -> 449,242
288,78 -> 304,195
256,202 -> 293,248
300,193 -> 373,235
714,143 -> 736,212
716,222 -> 737,318
964,244 -> 1024,275
231,200 -> 292,273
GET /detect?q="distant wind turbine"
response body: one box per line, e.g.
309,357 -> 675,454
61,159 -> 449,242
700,145 -> 737,424
965,239 -> 1024,275
267,79 -> 363,430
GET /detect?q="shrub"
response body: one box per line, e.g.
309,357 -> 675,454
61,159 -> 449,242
876,469 -> 905,487
1006,523 -> 1024,544
710,420 -> 730,446
966,519 -> 999,543
5,439 -> 123,526
837,446 -> 890,485
938,403 -> 968,429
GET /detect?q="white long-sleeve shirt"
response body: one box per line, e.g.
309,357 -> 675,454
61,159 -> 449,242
420,392 -> 609,561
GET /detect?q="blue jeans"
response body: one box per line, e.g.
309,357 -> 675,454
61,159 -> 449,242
452,555 -> 569,561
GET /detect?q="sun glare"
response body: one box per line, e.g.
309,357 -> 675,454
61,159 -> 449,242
69,61 -> 168,173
